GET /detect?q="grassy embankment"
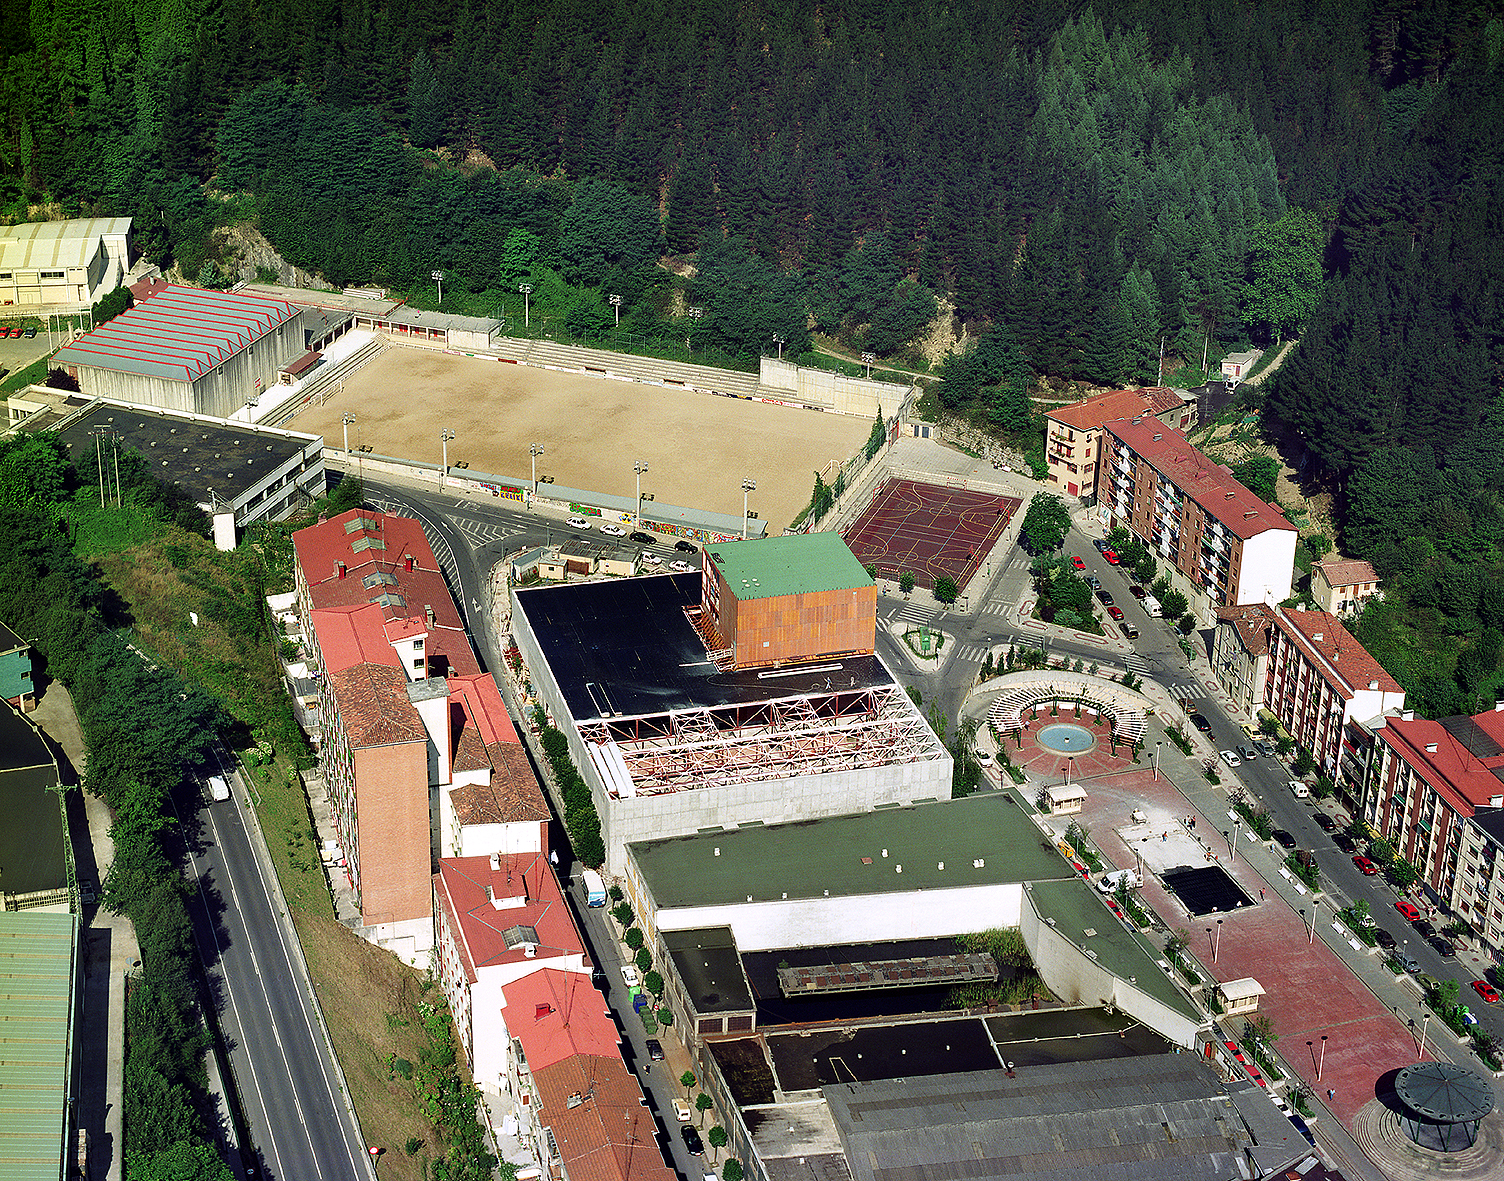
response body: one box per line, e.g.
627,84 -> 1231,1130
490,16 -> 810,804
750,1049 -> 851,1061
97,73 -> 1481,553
80,501 -> 457,1181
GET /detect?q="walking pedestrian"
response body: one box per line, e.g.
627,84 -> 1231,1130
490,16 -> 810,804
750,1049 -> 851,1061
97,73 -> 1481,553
1260,888 -> 1265,901
1327,1088 -> 1335,1102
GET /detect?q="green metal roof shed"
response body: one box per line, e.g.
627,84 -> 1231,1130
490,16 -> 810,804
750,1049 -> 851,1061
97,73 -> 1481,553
0,911 -> 78,1181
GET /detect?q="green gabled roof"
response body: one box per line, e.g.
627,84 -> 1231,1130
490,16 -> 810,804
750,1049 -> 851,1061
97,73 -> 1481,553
705,531 -> 873,601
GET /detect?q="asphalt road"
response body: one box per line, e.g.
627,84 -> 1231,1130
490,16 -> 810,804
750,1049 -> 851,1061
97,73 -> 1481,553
181,753 -> 370,1181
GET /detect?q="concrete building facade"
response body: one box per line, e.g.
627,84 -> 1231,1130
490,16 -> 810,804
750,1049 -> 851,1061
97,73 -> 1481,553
1043,386 -> 1196,503
1101,418 -> 1296,621
0,217 -> 133,309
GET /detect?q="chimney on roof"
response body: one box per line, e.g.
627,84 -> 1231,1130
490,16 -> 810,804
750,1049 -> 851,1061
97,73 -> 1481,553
490,852 -> 500,871
1243,510 -> 1257,519
1426,742 -> 1439,754
1153,432 -> 1162,441
336,560 -> 347,579
426,604 -> 435,628
1402,709 -> 1415,721
1496,700 -> 1504,712
1225,491 -> 1235,500
406,555 -> 415,572
1313,633 -> 1323,642
1369,679 -> 1379,690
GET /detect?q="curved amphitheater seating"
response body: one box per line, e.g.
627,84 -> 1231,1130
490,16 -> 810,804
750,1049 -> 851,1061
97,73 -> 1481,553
987,673 -> 1147,747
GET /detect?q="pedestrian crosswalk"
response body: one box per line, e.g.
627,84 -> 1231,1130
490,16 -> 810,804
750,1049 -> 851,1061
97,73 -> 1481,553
1124,652 -> 1151,674
977,599 -> 1012,617
896,603 -> 937,625
453,516 -> 508,547
950,642 -> 991,664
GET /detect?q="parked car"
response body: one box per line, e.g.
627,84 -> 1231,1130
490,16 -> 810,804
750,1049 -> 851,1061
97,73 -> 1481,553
1119,621 -> 1140,639
567,516 -> 592,529
1235,744 -> 1259,760
1071,555 -> 1086,570
1093,538 -> 1109,552
675,540 -> 697,553
673,1098 -> 693,1122
1273,829 -> 1297,850
1314,813 -> 1337,832
1352,855 -> 1379,875
1374,928 -> 1397,950
1472,979 -> 1500,1004
1219,749 -> 1241,768
1288,780 -> 1310,799
1107,605 -> 1124,620
1189,714 -> 1212,733
641,552 -> 663,566
1430,936 -> 1457,959
1103,548 -> 1120,564
1413,919 -> 1437,939
645,1038 -> 665,1060
22,325 -> 36,338
681,1125 -> 704,1155
1096,589 -> 1114,605
669,561 -> 694,573
1255,739 -> 1277,757
1395,900 -> 1422,922
599,522 -> 627,536
1085,574 -> 1101,589
1128,584 -> 1147,598
629,530 -> 656,544
1391,952 -> 1422,975
621,965 -> 641,987
1288,1114 -> 1316,1148
1333,833 -> 1357,854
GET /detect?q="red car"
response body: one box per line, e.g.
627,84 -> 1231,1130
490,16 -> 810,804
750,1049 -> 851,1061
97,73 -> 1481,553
6,326 -> 20,337
1396,900 -> 1421,922
1107,605 -> 1124,620
1352,855 -> 1378,875
1071,555 -> 1085,570
1103,549 -> 1120,565
1473,980 -> 1500,1004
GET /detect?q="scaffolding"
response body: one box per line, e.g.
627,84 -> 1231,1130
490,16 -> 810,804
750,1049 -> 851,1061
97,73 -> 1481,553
576,683 -> 944,795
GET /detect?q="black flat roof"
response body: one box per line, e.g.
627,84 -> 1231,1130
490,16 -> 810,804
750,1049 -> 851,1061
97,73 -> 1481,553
514,573 -> 894,721
55,402 -> 313,507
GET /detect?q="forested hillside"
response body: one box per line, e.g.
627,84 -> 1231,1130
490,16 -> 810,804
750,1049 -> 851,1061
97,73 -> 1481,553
4,0 -> 1502,713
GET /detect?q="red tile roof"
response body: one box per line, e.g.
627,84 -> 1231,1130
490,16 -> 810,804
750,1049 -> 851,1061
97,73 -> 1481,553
1379,713 -> 1504,815
434,855 -> 586,973
1215,604 -> 1274,657
1311,559 -> 1380,589
329,661 -> 427,747
449,744 -> 550,825
503,969 -> 620,1070
532,1052 -> 672,1181
1274,606 -> 1404,699
1047,386 -> 1186,432
1104,419 -> 1295,540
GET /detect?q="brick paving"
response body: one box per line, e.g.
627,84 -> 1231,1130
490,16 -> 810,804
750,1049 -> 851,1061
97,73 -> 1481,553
1057,763 -> 1435,1134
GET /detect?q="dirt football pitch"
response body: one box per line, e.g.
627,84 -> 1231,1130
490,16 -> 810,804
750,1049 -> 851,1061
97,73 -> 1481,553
286,347 -> 871,531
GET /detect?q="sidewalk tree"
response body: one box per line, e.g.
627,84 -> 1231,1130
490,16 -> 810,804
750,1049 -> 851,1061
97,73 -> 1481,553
611,902 -> 633,929
723,1161 -> 744,1181
656,1007 -> 674,1028
695,1092 -> 714,1124
708,1126 -> 727,1161
680,1070 -> 697,1098
933,575 -> 959,604
1159,588 -> 1188,620
899,570 -> 916,594
635,948 -> 653,974
1020,492 -> 1072,554
624,927 -> 644,951
645,969 -> 664,999
1387,857 -> 1420,891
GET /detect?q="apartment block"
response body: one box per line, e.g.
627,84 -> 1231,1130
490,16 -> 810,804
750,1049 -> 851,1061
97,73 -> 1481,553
1044,386 -> 1196,502
293,508 -> 523,964
1101,419 -> 1296,621
1362,705 -> 1504,956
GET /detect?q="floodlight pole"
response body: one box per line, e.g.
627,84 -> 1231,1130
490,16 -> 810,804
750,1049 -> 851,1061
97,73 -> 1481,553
742,478 -> 756,539
342,413 -> 356,453
440,429 -> 455,489
1308,898 -> 1320,944
1418,1013 -> 1430,1060
772,333 -> 785,360
520,283 -> 533,329
686,307 -> 703,353
432,270 -> 444,306
531,443 -> 544,493
635,461 -> 649,526
862,351 -> 875,380
609,294 -> 622,326
1213,918 -> 1223,963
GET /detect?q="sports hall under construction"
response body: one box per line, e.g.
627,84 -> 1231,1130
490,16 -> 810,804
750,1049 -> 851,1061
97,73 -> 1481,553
508,534 -> 951,871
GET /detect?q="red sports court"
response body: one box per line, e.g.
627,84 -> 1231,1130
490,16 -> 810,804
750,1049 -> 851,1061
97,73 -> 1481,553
843,477 -> 1020,589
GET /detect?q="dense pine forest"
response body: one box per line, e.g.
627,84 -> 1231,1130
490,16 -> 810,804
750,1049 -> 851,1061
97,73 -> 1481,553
3,1 -> 1503,703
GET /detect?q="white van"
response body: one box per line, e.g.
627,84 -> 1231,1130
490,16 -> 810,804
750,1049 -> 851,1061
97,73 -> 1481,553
1098,869 -> 1143,894
1288,780 -> 1310,799
207,775 -> 231,802
1142,594 -> 1163,618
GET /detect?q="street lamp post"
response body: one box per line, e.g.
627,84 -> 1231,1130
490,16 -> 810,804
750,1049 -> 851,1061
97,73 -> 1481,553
432,270 -> 444,307
1317,1035 -> 1328,1081
530,443 -> 544,493
440,428 -> 455,489
1309,899 -> 1321,944
861,351 -> 875,380
519,283 -> 533,329
1066,757 -> 1075,789
1213,918 -> 1223,963
772,333 -> 785,360
741,478 -> 756,540
686,307 -> 703,353
342,413 -> 356,453
634,461 -> 649,526
1419,1013 -> 1431,1060
1154,741 -> 1163,781
609,294 -> 622,326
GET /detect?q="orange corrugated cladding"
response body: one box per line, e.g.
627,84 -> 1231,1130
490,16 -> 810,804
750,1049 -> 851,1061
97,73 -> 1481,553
720,580 -> 878,669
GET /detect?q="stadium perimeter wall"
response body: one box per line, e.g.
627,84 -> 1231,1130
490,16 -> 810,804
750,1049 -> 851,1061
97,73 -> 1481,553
759,356 -> 911,418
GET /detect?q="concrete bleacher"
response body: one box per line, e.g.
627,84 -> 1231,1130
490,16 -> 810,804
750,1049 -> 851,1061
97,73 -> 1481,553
501,337 -> 769,402
987,673 -> 1147,747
